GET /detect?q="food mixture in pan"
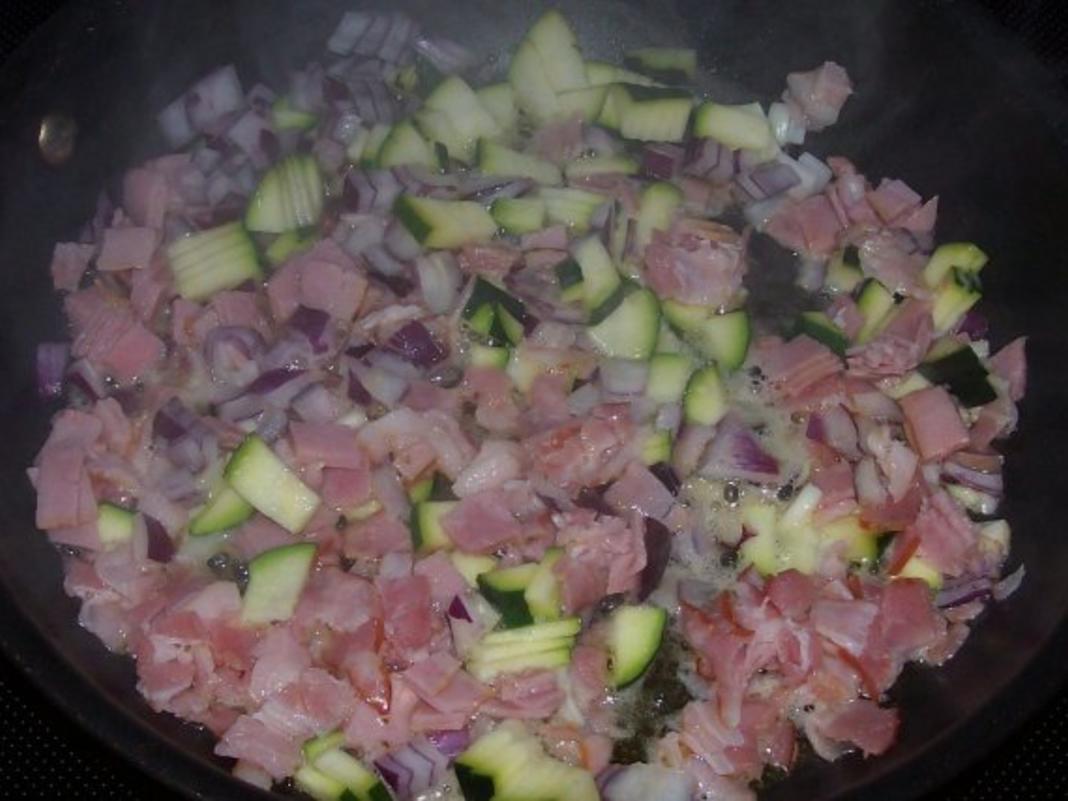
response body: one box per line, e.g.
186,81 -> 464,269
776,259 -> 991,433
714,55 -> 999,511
29,8 -> 1028,801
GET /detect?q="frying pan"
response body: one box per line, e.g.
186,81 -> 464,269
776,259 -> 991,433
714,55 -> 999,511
0,1 -> 1066,799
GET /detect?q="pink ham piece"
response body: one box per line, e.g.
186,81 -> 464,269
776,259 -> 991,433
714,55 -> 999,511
878,578 -> 944,659
847,299 -> 933,379
402,653 -> 489,716
856,230 -> 925,295
97,227 -> 159,272
481,669 -> 564,720
344,512 -> 411,558
66,287 -> 164,382
130,261 -> 171,322
810,460 -> 857,524
441,489 -> 522,553
267,240 -> 367,323
758,335 -> 843,400
764,194 -> 843,256
811,700 -> 898,757
826,295 -> 863,341
604,461 -> 675,521
123,166 -> 170,229
988,336 -> 1027,402
785,62 -> 853,130
526,406 -> 635,493
866,179 -> 922,227
462,366 -> 521,435
908,490 -> 979,577
451,440 -> 524,498
899,386 -> 969,462
554,512 -> 646,612
379,574 -> 433,653
643,219 -> 746,308
289,422 -> 366,469
321,466 -> 373,512
50,242 -> 95,292
215,715 -> 301,780
413,552 -> 467,605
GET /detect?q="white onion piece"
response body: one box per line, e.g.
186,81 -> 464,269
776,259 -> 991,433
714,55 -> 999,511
601,765 -> 693,801
385,219 -> 423,260
786,152 -> 833,200
415,252 -> 461,314
328,12 -> 373,55
600,358 -> 649,395
186,65 -> 245,133
768,101 -> 806,146
372,464 -> 410,520
567,382 -> 601,416
158,97 -> 195,148
743,195 -> 788,230
339,215 -> 387,257
655,402 -> 682,432
353,361 -> 409,406
364,244 -> 407,276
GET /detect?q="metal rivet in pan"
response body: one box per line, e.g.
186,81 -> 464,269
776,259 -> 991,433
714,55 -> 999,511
38,113 -> 77,166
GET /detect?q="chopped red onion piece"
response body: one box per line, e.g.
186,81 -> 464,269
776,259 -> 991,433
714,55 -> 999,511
575,485 -> 614,516
567,382 -> 602,417
374,737 -> 447,800
768,101 -> 807,146
993,564 -> 1025,601
672,424 -> 716,477
36,342 -> 70,400
639,517 -> 673,600
343,169 -> 402,214
66,358 -> 108,403
145,516 -> 176,563
684,138 -> 735,183
942,459 -> 1004,496
678,578 -> 717,607
255,406 -> 290,443
462,177 -> 534,204
642,143 -> 685,180
699,415 -> 780,483
289,306 -> 332,354
350,77 -> 399,124
957,309 -> 989,340
158,97 -> 196,149
385,218 -> 424,261
352,361 -> 409,406
425,728 -> 471,761
153,398 -> 203,443
364,244 -> 408,277
415,252 -> 461,314
736,161 -> 801,202
447,595 -> 473,622
368,270 -> 416,298
649,462 -> 681,495
203,325 -> 265,387
185,65 -> 245,134
414,36 -> 478,75
387,321 -> 447,367
936,576 -> 993,609
600,358 -> 649,396
339,214 -> 388,256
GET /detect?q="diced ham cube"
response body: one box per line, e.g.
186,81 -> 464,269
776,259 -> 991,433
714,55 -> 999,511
97,226 -> 159,272
899,386 -> 969,462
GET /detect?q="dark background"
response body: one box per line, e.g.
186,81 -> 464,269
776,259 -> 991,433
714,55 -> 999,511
2,1 -> 1068,799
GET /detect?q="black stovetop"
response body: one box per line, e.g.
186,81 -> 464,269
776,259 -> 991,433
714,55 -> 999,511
1,1 -> 1067,799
